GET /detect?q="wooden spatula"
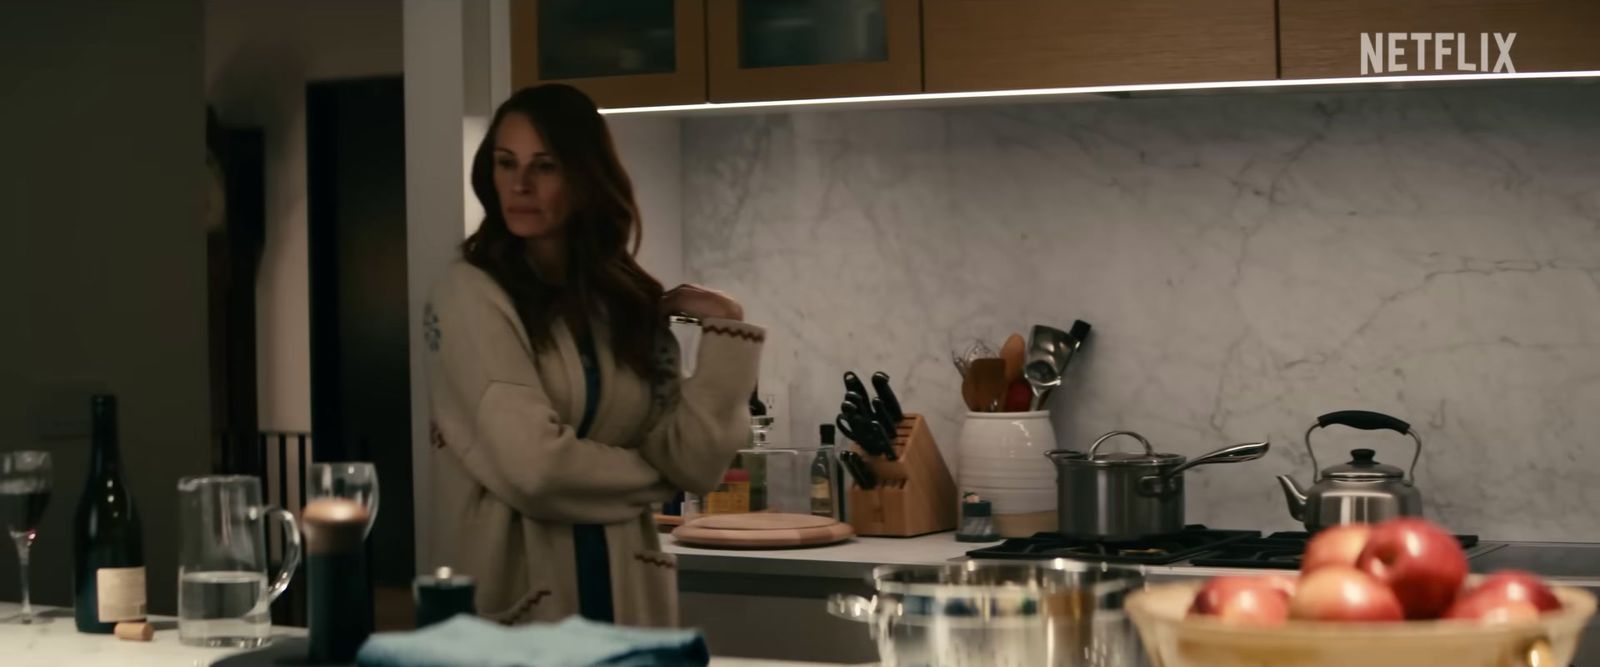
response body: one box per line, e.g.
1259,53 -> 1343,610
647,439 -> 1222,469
1000,333 -> 1026,384
968,358 -> 1008,413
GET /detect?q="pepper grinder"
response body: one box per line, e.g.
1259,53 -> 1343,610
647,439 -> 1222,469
303,497 -> 373,663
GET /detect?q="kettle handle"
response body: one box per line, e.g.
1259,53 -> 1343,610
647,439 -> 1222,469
1306,410 -> 1422,483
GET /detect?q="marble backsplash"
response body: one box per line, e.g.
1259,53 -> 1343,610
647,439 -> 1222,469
680,84 -> 1600,541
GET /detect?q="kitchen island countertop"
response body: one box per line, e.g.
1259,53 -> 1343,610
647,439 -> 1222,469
666,532 -> 1600,587
0,604 -> 864,667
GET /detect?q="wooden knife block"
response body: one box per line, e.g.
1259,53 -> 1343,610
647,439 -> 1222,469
846,413 -> 958,537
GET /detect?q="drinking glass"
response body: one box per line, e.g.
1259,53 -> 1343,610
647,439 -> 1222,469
307,462 -> 379,537
1,451 -> 52,625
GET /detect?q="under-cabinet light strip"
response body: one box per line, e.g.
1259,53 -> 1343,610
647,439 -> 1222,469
598,69 -> 1600,115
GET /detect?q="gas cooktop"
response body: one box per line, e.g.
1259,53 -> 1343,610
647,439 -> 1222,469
966,526 -> 1260,565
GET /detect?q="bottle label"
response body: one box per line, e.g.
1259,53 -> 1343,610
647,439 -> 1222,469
96,566 -> 147,622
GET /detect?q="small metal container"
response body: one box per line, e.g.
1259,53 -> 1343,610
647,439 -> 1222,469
829,560 -> 1145,667
1046,432 -> 1269,540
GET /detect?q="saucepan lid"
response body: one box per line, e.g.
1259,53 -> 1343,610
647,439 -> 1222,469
1047,430 -> 1185,468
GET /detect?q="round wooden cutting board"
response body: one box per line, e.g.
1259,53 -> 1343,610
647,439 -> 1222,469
672,512 -> 855,549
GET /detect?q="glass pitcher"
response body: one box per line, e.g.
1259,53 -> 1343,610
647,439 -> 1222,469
177,475 -> 301,647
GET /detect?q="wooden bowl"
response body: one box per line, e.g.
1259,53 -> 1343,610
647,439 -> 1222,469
1126,581 -> 1596,667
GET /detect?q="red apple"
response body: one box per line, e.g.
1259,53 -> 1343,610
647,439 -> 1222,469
1289,566 -> 1405,622
1302,524 -> 1372,574
1463,570 -> 1562,612
1190,576 -> 1292,626
1355,518 -> 1468,619
1445,596 -> 1541,624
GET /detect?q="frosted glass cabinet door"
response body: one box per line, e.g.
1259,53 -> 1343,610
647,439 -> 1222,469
707,0 -> 922,102
510,0 -> 707,109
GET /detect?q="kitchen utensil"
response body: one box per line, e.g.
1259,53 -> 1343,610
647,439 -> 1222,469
961,369 -> 981,412
871,372 -> 904,424
837,407 -> 897,460
672,513 -> 854,548
1000,333 -> 1026,385
1046,431 -> 1269,540
828,560 -> 1145,667
1023,324 -> 1070,410
1128,580 -> 1595,667
1002,379 -> 1032,412
844,371 -> 871,406
1278,409 -> 1424,532
952,339 -> 997,380
968,358 -> 1008,413
956,411 -> 1058,538
177,475 -> 301,648
1023,321 -> 1093,411
839,450 -> 877,489
871,397 -> 896,435
843,389 -> 870,417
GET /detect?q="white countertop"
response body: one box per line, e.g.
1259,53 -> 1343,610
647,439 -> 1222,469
0,604 -> 860,667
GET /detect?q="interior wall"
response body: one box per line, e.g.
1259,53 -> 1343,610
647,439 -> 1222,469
204,0 -> 402,434
0,0 -> 208,614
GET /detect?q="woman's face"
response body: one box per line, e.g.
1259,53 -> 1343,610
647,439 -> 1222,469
492,112 -> 568,239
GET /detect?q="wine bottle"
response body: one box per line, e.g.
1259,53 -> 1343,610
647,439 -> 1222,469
73,394 -> 146,633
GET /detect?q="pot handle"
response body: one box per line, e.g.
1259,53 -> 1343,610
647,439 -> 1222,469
827,594 -> 875,623
1306,410 -> 1422,483
1138,441 -> 1270,497
1504,636 -> 1553,667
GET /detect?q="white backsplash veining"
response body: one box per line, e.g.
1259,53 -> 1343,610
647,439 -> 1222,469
680,84 -> 1600,541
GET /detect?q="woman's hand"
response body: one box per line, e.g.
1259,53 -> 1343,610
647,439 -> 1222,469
662,284 -> 744,322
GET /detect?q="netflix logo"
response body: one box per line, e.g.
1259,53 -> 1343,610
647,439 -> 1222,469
1360,32 -> 1517,75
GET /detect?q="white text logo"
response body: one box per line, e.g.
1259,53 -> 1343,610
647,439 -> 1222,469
1360,32 -> 1516,74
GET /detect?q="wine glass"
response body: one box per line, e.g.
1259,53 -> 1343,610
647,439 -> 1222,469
1,451 -> 52,624
306,462 -> 379,538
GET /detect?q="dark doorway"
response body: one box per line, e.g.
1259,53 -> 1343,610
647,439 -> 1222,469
306,76 -> 414,597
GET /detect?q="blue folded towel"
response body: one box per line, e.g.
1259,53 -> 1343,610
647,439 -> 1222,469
354,615 -> 710,667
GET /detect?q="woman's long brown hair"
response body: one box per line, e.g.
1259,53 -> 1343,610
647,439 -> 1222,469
463,84 -> 664,378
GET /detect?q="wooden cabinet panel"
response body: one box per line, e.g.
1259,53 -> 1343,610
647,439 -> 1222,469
706,0 -> 922,102
1281,0 -> 1600,78
923,0 -> 1276,92
509,0 -> 706,109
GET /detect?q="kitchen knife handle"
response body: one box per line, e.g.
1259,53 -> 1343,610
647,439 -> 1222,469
843,371 -> 871,403
839,451 -> 876,489
869,419 -> 899,461
871,397 -> 895,433
871,372 -> 904,424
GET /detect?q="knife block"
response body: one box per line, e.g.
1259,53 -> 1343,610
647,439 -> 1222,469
846,413 -> 958,537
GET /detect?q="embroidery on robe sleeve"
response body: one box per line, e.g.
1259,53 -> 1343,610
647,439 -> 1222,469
650,328 -> 683,409
423,302 -> 442,352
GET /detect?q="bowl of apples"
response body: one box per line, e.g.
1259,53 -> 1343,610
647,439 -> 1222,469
1126,518 -> 1596,667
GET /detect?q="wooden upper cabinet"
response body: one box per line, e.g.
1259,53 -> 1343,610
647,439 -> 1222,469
509,0 -> 705,109
1281,0 -> 1600,78
706,0 -> 922,102
923,0 -> 1276,92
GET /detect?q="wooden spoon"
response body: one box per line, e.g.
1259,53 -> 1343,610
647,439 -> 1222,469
1000,333 -> 1026,385
968,358 -> 1008,413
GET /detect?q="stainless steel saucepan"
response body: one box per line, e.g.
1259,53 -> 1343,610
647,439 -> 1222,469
829,560 -> 1145,667
1046,431 -> 1269,540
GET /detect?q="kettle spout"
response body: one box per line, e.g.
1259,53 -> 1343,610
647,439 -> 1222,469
1277,475 -> 1308,522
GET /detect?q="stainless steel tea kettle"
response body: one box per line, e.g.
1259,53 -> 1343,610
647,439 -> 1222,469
1277,410 -> 1423,532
